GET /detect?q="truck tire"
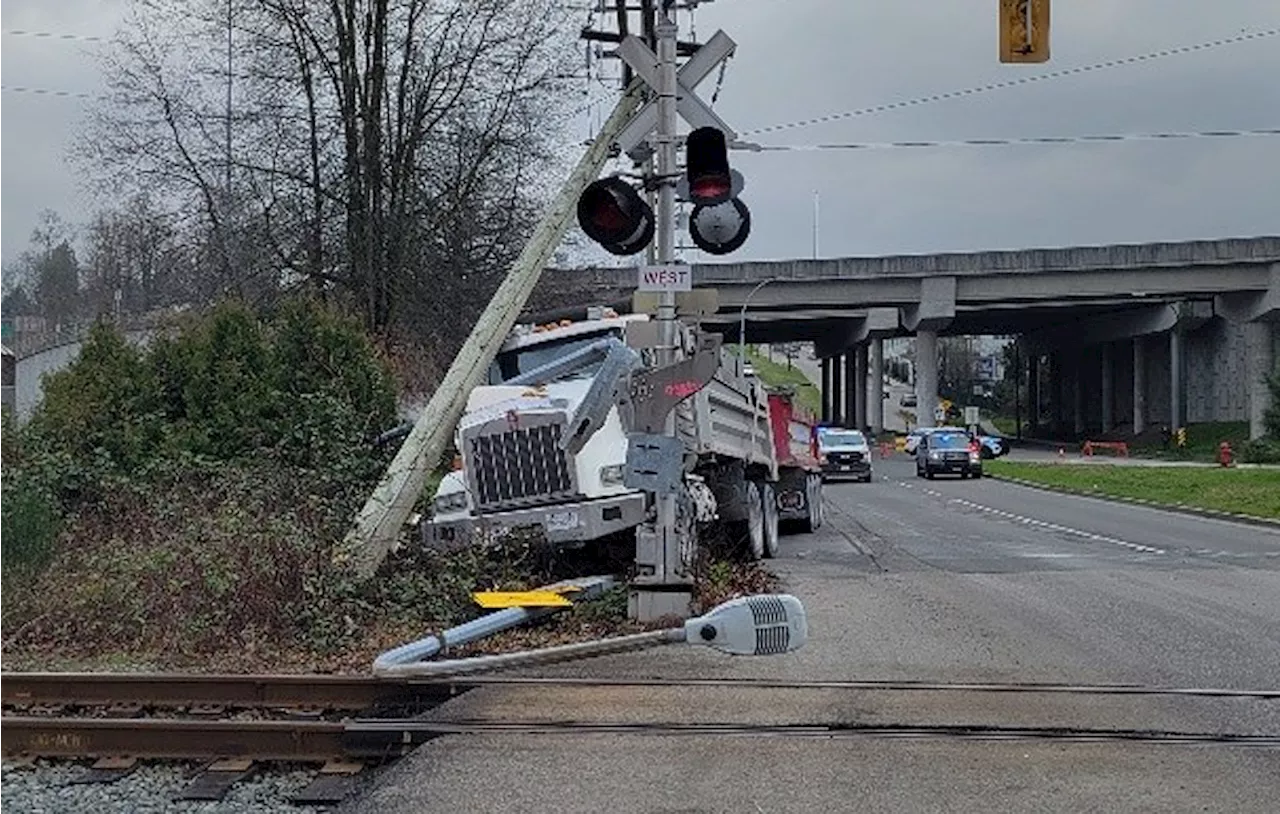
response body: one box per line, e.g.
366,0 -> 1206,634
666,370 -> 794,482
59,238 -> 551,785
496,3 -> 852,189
801,474 -> 822,532
742,480 -> 765,560
762,482 -> 780,558
813,475 -> 824,530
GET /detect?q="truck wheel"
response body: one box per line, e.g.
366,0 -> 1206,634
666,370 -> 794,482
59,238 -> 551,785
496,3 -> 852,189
741,480 -> 766,559
798,475 -> 816,532
762,482 -> 780,558
809,474 -> 824,531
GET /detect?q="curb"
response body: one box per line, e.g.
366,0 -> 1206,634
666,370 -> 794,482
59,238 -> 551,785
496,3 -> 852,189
985,473 -> 1280,531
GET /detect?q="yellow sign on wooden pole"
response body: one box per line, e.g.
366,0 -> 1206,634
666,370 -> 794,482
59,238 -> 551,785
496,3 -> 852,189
472,591 -> 573,609
472,587 -> 582,609
999,0 -> 1050,63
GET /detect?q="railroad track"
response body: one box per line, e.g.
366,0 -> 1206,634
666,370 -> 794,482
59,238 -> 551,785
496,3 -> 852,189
5,672 -> 1278,804
1,672 -> 467,805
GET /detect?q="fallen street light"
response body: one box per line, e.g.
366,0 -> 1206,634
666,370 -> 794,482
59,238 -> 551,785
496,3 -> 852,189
373,592 -> 809,677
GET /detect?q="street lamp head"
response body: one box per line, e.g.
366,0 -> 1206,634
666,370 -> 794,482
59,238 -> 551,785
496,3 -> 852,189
684,593 -> 808,655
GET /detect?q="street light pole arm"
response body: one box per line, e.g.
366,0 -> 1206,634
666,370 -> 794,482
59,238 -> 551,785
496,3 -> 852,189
738,277 -> 776,376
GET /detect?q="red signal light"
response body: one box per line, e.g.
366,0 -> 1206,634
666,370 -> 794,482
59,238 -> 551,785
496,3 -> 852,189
576,177 -> 654,256
685,127 -> 732,207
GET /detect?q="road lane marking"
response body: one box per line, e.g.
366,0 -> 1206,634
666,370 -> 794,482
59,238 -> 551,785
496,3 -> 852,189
901,483 -> 1168,555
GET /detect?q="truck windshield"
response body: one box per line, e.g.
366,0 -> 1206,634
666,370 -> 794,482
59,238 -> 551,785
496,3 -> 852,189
487,329 -> 623,384
819,429 -> 865,447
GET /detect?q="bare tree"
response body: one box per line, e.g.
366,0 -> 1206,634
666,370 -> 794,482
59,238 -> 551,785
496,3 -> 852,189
82,195 -> 195,317
77,0 -> 579,341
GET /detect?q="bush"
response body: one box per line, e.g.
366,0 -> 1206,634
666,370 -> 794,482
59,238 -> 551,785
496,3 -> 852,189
1,297 -> 420,658
1238,439 -> 1280,464
1,479 -> 62,579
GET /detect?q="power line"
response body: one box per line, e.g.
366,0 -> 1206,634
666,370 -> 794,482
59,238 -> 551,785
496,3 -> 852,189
1,85 -> 95,100
740,27 -> 1280,137
737,128 -> 1280,153
1,28 -> 102,43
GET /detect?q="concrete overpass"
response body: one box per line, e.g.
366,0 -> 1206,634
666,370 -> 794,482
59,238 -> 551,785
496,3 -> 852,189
531,236 -> 1280,439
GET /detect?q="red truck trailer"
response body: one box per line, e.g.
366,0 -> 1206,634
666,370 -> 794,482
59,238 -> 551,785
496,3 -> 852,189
766,387 -> 824,533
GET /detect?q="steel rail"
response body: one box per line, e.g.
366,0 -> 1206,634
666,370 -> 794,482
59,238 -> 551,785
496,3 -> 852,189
6,672 -> 1279,705
6,715 -> 1277,762
0,672 -> 459,710
431,675 -> 1280,699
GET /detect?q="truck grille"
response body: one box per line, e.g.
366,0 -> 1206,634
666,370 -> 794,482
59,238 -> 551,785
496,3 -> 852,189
828,451 -> 863,464
466,422 -> 576,512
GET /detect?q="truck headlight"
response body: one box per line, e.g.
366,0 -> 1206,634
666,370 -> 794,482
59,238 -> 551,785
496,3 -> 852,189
929,451 -> 941,460
600,464 -> 625,485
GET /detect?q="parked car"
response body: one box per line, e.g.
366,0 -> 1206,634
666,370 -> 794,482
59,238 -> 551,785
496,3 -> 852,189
916,427 -> 983,479
816,426 -> 873,482
977,434 -> 1009,459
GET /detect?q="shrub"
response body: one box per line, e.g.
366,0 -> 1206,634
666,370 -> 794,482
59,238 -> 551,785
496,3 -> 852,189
1238,439 -> 1280,464
2,297 -> 416,658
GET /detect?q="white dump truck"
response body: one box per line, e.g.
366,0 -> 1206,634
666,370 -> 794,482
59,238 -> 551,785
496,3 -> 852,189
424,305 -> 823,560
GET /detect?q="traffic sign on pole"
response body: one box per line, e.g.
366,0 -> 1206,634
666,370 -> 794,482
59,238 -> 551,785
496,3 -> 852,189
999,0 -> 1050,63
638,264 -> 693,292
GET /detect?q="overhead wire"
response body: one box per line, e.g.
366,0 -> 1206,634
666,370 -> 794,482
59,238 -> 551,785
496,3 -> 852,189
739,27 -> 1280,137
4,29 -> 105,43
737,128 -> 1280,153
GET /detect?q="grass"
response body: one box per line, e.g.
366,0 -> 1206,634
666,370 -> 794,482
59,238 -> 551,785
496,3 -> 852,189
990,416 -> 1027,437
742,347 -> 822,416
986,460 -> 1280,520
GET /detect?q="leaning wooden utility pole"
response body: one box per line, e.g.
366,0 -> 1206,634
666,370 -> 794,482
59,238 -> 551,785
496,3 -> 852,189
338,82 -> 646,579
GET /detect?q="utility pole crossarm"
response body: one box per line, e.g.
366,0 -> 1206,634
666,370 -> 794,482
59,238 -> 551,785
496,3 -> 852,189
338,80 -> 647,579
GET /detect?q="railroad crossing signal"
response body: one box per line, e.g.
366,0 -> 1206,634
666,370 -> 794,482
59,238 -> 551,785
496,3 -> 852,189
576,176 -> 656,256
682,126 -> 751,255
577,30 -> 751,257
999,0 -> 1050,63
614,30 -> 738,160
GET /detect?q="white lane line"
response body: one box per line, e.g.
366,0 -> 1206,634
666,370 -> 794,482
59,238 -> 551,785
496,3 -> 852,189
903,484 -> 1168,555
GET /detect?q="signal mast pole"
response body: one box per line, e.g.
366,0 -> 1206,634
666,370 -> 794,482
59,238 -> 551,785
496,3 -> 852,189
653,2 -> 682,607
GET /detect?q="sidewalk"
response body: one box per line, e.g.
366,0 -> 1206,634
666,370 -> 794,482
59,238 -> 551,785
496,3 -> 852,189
1002,447 -> 1279,469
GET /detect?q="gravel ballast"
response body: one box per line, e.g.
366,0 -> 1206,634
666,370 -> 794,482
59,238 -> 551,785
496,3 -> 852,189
2,761 -> 336,813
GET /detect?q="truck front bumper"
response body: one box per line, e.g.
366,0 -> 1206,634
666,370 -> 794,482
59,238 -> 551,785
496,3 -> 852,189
423,493 -> 648,551
822,461 -> 871,480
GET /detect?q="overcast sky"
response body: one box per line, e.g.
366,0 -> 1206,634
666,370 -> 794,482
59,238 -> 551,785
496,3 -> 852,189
3,0 -> 1278,272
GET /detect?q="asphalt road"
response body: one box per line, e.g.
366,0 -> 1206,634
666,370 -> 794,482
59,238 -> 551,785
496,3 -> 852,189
344,455 -> 1280,814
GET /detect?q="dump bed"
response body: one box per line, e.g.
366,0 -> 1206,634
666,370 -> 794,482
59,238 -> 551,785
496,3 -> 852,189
672,349 -> 778,479
767,390 -> 821,472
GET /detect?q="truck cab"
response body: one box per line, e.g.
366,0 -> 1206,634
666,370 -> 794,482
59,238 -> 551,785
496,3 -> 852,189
425,308 -> 651,550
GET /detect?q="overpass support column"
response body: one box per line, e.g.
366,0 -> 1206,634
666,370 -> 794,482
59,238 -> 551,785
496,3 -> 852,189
855,344 -> 869,430
831,355 -> 844,425
821,358 -> 833,423
915,330 -> 938,427
1100,343 -> 1114,433
1170,329 -> 1185,432
1050,352 -> 1065,433
1028,354 -> 1040,431
870,338 -> 885,435
1133,337 -> 1147,435
844,353 -> 857,429
1247,322 -> 1276,440
1073,352 -> 1085,436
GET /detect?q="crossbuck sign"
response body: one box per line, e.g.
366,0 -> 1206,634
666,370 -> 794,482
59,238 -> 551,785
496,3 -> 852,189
615,30 -> 739,160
